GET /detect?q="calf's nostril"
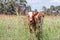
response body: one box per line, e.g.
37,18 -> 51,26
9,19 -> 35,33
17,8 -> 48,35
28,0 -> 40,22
30,20 -> 32,22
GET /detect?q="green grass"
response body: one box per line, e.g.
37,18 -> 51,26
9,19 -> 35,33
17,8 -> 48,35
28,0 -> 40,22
0,15 -> 60,40
42,16 -> 60,40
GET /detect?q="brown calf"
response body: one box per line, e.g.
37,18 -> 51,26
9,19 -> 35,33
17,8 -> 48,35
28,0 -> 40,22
26,11 -> 44,34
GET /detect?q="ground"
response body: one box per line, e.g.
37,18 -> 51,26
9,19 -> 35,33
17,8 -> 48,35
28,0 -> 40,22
0,15 -> 60,40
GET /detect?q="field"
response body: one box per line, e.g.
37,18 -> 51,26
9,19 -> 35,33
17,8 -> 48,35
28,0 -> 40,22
0,15 -> 60,40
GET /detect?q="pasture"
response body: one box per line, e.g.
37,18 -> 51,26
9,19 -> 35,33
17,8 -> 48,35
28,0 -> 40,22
0,15 -> 60,40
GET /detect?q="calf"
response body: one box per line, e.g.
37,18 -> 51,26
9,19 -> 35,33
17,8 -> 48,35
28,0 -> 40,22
26,11 -> 44,34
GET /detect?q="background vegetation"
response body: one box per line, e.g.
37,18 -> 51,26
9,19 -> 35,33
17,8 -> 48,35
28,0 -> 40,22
0,15 -> 60,40
0,0 -> 60,16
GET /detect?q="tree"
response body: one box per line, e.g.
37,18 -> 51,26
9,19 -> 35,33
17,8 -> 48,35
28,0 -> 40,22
20,0 -> 26,3
50,5 -> 55,11
56,6 -> 60,10
20,0 -> 27,15
42,6 -> 47,15
0,0 -> 6,13
42,6 -> 47,11
50,5 -> 58,16
35,9 -> 37,12
0,0 -> 27,15
26,6 -> 31,12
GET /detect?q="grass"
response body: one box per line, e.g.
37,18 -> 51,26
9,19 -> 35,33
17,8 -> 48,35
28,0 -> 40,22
42,16 -> 60,40
0,15 -> 60,40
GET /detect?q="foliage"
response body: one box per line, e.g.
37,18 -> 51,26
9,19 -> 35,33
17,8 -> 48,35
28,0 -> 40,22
26,5 -> 31,12
43,5 -> 60,16
34,9 -> 37,12
0,0 -> 27,15
42,6 -> 47,11
56,6 -> 60,10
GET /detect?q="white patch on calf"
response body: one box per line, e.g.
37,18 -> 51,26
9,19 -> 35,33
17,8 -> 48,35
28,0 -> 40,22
28,12 -> 32,17
28,12 -> 33,21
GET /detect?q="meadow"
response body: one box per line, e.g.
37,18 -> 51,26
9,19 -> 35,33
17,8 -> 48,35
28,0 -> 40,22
0,15 -> 60,40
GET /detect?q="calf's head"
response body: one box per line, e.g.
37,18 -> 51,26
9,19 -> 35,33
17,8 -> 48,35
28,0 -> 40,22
27,12 -> 34,25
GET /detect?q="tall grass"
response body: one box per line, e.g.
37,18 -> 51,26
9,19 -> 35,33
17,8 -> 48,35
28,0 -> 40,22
0,15 -> 60,40
42,16 -> 60,40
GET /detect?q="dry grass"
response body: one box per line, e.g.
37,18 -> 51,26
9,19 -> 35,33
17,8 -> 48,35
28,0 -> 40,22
0,15 -> 60,40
